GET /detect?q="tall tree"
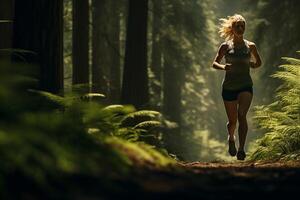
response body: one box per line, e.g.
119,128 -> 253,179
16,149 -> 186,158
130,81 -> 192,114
13,0 -> 63,94
121,0 -> 149,109
72,0 -> 89,92
92,0 -> 123,103
91,0 -> 108,95
108,1 -> 122,104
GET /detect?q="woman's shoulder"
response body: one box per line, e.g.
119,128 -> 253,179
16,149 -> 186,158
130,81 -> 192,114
219,41 -> 230,51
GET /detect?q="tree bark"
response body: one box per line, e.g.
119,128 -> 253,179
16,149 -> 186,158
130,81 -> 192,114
109,1 -> 121,104
72,0 -> 89,92
121,0 -> 149,109
13,0 -> 63,94
91,0 -> 108,95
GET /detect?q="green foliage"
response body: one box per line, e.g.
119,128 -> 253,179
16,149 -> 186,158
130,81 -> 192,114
249,54 -> 300,161
0,60 -> 176,198
87,107 -> 165,147
120,110 -> 161,127
31,89 -> 166,146
28,89 -> 68,108
105,137 -> 176,167
0,61 -> 131,176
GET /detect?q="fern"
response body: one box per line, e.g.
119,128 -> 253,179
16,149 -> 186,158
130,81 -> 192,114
132,121 -> 163,147
27,90 -> 107,109
134,120 -> 162,130
81,104 -> 165,147
120,110 -> 162,127
249,53 -> 300,161
26,89 -> 166,148
28,89 -> 68,108
281,57 -> 300,65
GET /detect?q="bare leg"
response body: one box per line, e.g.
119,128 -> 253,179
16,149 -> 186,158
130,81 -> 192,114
223,100 -> 238,141
237,92 -> 253,151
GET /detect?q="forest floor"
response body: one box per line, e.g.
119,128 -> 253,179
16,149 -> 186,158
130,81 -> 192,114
11,160 -> 300,200
126,160 -> 300,200
67,160 -> 300,200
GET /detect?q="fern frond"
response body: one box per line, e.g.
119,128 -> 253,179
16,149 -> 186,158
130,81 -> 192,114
278,64 -> 300,75
271,71 -> 299,85
102,104 -> 135,115
250,53 -> 300,161
121,110 -> 162,127
134,120 -> 162,131
115,128 -> 139,142
281,57 -> 300,65
80,93 -> 105,101
28,89 -> 68,107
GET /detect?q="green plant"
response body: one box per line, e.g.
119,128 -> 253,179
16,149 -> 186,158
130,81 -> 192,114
249,52 -> 300,161
30,88 -> 166,147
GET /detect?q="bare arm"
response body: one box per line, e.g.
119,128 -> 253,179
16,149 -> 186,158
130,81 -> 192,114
249,43 -> 262,68
212,43 -> 231,70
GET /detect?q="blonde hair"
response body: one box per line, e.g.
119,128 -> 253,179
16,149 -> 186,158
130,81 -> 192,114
218,14 -> 246,41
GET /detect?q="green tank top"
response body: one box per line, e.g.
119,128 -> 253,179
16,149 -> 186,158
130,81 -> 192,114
222,40 -> 253,90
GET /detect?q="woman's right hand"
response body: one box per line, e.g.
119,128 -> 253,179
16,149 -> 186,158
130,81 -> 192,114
224,63 -> 232,71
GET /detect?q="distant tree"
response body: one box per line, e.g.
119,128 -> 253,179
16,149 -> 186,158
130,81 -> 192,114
13,0 -> 63,94
158,0 -> 219,160
162,41 -> 184,158
72,0 -> 89,92
251,0 -> 300,104
160,1 -> 184,158
149,0 -> 163,109
121,0 -> 149,109
108,1 -> 122,104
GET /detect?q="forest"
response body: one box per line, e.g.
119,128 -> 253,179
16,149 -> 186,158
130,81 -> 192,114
0,0 -> 300,199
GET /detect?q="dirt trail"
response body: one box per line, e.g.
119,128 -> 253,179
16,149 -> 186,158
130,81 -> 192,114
9,161 -> 300,200
126,161 -> 300,200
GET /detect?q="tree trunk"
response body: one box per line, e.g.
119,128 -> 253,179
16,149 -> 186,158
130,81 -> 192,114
91,0 -> 108,95
121,0 -> 149,109
13,0 -> 63,94
109,1 -> 121,104
72,0 -> 89,92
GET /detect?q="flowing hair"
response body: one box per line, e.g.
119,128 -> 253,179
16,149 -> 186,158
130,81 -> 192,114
218,14 -> 246,41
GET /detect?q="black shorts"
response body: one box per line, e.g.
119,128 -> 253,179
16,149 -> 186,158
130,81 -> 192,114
222,86 -> 253,101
